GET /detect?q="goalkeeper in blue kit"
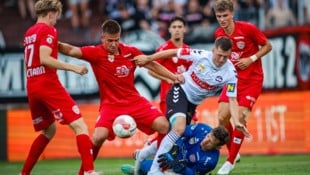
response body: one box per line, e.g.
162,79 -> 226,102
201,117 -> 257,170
121,123 -> 229,175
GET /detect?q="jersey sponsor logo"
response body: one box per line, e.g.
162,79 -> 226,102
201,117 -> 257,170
115,65 -> 130,77
191,72 -> 218,90
227,83 -> 236,92
180,48 -> 190,55
230,52 -> 241,62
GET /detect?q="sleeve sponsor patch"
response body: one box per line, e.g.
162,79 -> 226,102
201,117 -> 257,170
227,83 -> 236,92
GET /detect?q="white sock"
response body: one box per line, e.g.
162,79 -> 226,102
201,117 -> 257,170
137,141 -> 157,161
148,130 -> 180,173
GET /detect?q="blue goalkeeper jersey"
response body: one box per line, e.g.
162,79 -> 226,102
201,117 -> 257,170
175,123 -> 220,175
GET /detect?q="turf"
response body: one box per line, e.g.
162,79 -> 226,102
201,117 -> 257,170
1,154 -> 310,175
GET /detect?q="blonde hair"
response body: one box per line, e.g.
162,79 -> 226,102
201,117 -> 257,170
34,0 -> 62,17
213,0 -> 234,13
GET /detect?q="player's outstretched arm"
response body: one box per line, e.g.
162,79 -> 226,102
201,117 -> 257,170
39,45 -> 87,75
58,41 -> 83,59
133,49 -> 178,66
228,97 -> 250,137
144,61 -> 184,84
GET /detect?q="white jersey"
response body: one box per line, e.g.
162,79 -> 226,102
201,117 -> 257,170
177,48 -> 237,105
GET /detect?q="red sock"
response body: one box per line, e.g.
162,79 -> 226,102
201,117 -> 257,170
21,134 -> 50,174
225,122 -> 234,150
78,143 -> 101,175
227,128 -> 245,164
76,134 -> 94,173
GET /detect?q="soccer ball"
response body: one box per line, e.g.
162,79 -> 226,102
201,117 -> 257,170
112,115 -> 137,138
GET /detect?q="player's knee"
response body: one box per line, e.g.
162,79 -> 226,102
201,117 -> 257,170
92,129 -> 108,146
218,116 -> 230,126
153,117 -> 170,134
69,117 -> 89,135
42,123 -> 56,139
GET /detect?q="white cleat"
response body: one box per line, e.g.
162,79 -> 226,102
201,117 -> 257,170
217,161 -> 233,175
84,171 -> 102,175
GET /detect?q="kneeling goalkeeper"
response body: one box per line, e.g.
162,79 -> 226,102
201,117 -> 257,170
122,123 -> 229,175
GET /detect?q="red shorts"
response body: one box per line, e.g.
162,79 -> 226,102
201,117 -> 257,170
219,80 -> 263,110
27,85 -> 81,131
96,97 -> 164,140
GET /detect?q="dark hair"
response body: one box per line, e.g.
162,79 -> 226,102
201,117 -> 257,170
213,0 -> 234,13
212,125 -> 230,146
101,19 -> 121,34
34,0 -> 62,17
168,16 -> 186,27
214,36 -> 232,51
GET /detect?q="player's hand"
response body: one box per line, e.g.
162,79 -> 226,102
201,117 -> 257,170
174,74 -> 185,84
158,152 -> 175,169
74,65 -> 88,75
132,55 -> 150,66
172,159 -> 186,174
235,123 -> 251,138
158,153 -> 186,174
234,58 -> 252,70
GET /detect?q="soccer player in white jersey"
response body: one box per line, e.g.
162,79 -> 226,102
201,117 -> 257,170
133,36 -> 250,174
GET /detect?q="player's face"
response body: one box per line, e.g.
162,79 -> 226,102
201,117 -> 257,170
101,32 -> 121,54
169,21 -> 186,41
200,133 -> 220,151
215,9 -> 234,29
212,47 -> 231,67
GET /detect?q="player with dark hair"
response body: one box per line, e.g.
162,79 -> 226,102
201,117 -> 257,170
58,19 -> 183,175
134,36 -> 249,175
121,123 -> 230,175
213,0 -> 272,174
149,15 -> 192,114
21,0 -> 98,175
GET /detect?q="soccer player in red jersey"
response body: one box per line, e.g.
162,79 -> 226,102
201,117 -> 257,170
21,0 -> 98,175
149,16 -> 192,115
213,0 -> 273,174
132,16 -> 194,175
58,19 -> 182,175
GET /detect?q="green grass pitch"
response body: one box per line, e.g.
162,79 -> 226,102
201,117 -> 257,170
1,154 -> 310,175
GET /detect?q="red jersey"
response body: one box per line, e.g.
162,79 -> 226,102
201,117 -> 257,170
215,21 -> 268,83
80,43 -> 143,108
24,23 -> 60,90
156,40 -> 192,113
24,23 -> 81,130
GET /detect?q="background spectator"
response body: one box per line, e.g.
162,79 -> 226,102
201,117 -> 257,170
265,0 -> 297,29
66,0 -> 91,32
18,0 -> 35,20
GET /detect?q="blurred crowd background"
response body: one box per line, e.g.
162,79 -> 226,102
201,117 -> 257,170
0,0 -> 309,49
